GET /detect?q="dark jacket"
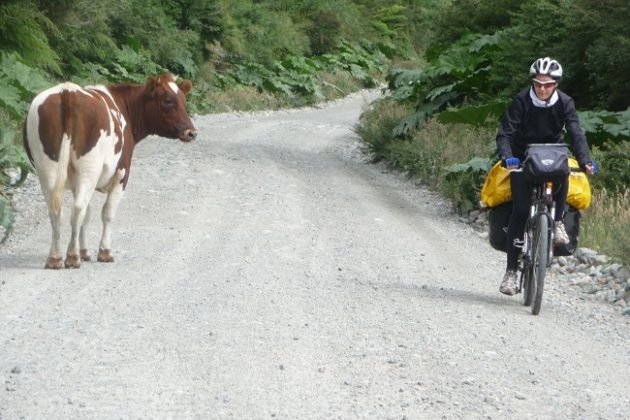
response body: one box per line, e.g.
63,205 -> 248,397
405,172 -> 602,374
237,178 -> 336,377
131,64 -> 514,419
496,88 -> 592,167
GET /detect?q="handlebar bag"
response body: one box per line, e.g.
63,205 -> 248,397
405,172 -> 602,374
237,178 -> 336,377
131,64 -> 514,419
524,144 -> 570,183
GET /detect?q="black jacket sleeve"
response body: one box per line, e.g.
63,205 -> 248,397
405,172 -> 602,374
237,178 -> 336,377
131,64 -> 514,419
560,92 -> 592,167
495,95 -> 524,160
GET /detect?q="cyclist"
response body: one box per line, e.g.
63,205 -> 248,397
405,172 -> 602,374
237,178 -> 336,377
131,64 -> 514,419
496,57 -> 597,296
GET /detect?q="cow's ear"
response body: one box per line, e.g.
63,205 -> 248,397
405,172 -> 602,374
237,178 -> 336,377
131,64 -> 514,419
178,79 -> 192,96
145,76 -> 159,98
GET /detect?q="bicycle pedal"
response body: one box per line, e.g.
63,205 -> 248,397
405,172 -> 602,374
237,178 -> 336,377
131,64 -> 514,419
513,239 -> 525,249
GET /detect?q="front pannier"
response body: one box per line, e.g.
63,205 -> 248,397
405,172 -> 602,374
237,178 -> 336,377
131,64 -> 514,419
524,143 -> 570,183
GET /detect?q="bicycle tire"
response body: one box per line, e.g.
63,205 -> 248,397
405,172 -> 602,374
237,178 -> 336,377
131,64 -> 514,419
531,214 -> 549,315
522,264 -> 534,306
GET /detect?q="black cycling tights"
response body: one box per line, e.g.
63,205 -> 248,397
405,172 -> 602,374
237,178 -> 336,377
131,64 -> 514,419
506,171 -> 569,271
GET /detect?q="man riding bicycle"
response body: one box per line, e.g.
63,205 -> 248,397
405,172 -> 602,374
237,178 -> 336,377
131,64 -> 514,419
495,57 -> 597,296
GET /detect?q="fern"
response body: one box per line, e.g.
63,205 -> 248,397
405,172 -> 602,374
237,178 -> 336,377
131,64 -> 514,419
437,99 -> 510,127
0,53 -> 51,95
386,33 -> 501,136
0,53 -> 52,118
0,4 -> 61,74
0,77 -> 25,118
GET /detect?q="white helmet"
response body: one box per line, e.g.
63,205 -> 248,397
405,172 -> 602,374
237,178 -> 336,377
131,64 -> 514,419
529,57 -> 563,80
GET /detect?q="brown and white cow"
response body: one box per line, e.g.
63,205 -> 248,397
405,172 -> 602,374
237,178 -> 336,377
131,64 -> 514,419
23,74 -> 197,269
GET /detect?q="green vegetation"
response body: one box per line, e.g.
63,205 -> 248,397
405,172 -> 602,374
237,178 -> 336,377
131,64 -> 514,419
357,0 -> 630,264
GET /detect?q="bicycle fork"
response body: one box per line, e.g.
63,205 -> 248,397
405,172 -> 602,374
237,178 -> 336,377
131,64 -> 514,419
544,181 -> 556,264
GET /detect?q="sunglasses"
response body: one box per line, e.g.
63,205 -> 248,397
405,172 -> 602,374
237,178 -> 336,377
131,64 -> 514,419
533,79 -> 557,89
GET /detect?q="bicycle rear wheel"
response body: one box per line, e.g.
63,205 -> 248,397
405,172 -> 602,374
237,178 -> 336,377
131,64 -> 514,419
531,214 -> 549,315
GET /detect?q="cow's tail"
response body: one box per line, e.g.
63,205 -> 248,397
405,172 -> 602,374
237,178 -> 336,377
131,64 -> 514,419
51,90 -> 71,215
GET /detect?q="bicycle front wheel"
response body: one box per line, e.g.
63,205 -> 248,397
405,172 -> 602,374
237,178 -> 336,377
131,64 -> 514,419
531,214 -> 549,315
522,264 -> 534,307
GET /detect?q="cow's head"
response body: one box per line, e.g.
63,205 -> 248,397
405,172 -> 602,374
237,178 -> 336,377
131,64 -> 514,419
144,74 -> 197,142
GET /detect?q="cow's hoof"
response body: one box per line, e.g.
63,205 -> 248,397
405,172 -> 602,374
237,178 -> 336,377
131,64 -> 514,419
97,249 -> 114,263
64,254 -> 81,269
80,249 -> 92,262
45,257 -> 63,269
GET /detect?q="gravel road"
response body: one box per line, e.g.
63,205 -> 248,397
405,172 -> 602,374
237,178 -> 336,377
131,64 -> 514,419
1,91 -> 629,419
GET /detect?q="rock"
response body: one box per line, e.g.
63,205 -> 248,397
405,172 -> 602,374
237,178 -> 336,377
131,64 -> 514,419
595,291 -> 608,302
615,268 -> 629,281
592,255 -> 609,265
602,263 -> 622,275
576,263 -> 589,272
585,284 -> 601,294
622,307 -> 630,316
575,248 -> 608,266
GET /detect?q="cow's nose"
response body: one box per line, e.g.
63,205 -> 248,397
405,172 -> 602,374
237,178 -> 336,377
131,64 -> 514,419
181,129 -> 197,142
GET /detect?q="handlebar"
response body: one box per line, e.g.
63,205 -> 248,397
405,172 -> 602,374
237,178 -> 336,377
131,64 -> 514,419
506,165 -> 592,174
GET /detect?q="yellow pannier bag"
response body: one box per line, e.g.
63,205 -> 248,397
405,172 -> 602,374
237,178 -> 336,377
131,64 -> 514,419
480,160 -> 512,208
567,158 -> 591,209
479,158 -> 591,209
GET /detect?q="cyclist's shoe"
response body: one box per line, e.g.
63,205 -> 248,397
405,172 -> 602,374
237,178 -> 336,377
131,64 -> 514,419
553,221 -> 570,245
499,270 -> 518,296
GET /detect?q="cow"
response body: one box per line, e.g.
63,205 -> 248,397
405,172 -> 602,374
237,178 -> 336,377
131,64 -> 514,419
23,74 -> 197,269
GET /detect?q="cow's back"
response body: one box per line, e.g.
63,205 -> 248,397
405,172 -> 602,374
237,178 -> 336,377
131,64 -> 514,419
25,83 -> 124,168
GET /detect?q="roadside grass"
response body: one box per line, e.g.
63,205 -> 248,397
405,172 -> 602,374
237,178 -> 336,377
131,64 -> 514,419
203,84 -> 285,113
200,71 -> 365,114
581,188 -> 630,265
357,99 -> 495,211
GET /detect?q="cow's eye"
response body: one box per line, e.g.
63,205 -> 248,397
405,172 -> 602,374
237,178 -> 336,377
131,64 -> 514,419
162,97 -> 175,109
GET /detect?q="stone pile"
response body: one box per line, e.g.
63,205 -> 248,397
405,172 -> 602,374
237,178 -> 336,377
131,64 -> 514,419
549,248 -> 630,315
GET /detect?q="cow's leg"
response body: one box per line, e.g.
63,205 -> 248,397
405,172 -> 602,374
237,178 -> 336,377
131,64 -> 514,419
65,186 -> 94,268
39,174 -> 64,269
79,203 -> 92,261
45,207 -> 64,269
98,183 -> 124,263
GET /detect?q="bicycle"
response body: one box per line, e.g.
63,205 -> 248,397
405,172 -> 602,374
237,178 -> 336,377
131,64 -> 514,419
512,144 -> 571,315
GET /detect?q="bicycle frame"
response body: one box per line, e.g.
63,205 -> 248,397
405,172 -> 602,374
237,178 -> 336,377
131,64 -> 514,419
523,181 -> 555,265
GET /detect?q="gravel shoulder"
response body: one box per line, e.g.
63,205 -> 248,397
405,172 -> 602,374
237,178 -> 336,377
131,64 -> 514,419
1,91 -> 629,419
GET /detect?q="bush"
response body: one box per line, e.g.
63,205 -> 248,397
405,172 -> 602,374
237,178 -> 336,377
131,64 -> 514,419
590,140 -> 630,193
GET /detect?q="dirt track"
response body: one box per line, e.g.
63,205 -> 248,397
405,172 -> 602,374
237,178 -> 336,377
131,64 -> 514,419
1,91 -> 629,419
